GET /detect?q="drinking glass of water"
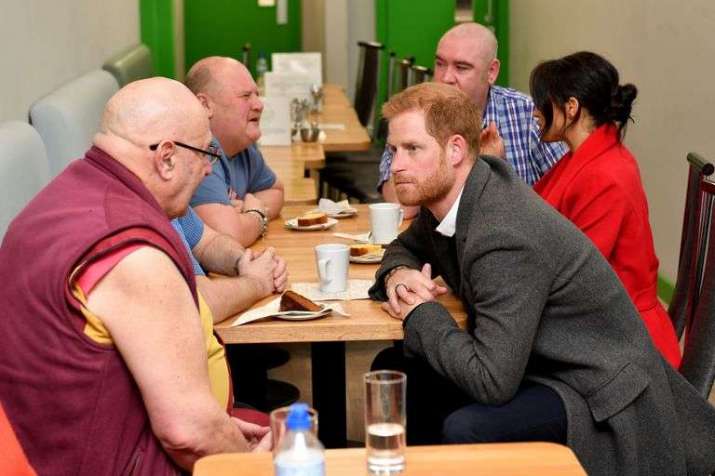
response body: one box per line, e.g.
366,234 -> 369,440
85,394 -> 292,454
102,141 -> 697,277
363,370 -> 406,474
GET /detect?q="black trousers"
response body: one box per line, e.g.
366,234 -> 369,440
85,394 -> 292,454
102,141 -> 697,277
371,346 -> 567,446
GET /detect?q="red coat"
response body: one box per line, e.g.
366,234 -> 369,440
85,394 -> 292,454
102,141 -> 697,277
534,124 -> 681,368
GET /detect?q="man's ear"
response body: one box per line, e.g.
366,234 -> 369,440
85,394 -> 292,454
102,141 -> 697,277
487,58 -> 500,85
152,141 -> 177,180
447,135 -> 468,166
196,93 -> 214,119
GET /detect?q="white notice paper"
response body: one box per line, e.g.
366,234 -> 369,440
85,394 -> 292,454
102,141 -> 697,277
272,52 -> 322,86
258,96 -> 291,146
264,72 -> 314,101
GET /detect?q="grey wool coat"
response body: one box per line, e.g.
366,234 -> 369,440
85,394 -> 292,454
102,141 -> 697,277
369,157 -> 715,475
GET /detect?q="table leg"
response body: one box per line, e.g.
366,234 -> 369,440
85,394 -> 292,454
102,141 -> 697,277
311,341 -> 346,448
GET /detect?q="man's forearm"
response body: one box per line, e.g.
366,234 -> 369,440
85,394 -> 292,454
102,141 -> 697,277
254,188 -> 284,219
163,409 -> 249,470
196,275 -> 266,323
193,231 -> 244,276
234,212 -> 263,247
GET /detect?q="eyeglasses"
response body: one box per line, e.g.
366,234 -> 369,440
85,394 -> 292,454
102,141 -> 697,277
149,141 -> 222,165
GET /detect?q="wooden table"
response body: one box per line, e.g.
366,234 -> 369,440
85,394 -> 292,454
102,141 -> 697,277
258,85 -> 371,205
215,204 -> 466,344
318,84 -> 371,153
215,205 -> 466,447
194,443 -> 587,476
261,143 -> 324,205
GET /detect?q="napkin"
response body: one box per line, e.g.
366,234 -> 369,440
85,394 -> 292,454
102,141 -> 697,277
318,123 -> 346,130
332,231 -> 372,243
291,279 -> 374,301
230,296 -> 349,326
317,198 -> 355,214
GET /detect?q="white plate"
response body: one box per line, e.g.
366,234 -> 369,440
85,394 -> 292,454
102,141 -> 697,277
284,217 -> 338,231
311,208 -> 358,219
271,308 -> 332,321
350,251 -> 384,264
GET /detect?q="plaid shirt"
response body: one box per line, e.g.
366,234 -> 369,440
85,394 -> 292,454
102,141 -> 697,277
378,85 -> 567,188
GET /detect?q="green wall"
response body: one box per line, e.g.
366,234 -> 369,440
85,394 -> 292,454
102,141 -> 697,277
375,0 -> 455,129
473,0 -> 510,87
184,0 -> 302,76
140,0 -> 176,78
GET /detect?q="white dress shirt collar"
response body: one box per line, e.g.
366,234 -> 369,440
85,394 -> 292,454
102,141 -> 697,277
435,187 -> 464,237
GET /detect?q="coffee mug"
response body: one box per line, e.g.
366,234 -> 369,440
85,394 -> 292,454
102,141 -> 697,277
315,243 -> 349,293
369,203 -> 404,245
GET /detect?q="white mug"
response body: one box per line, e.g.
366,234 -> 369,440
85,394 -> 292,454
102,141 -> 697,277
315,243 -> 349,293
369,203 -> 404,245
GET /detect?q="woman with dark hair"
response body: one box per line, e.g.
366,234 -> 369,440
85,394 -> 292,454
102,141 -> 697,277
530,51 -> 681,368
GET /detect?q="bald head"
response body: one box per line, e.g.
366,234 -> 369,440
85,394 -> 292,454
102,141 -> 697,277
434,22 -> 501,110
185,56 -> 264,156
100,77 -> 209,148
185,56 -> 251,97
440,23 -> 498,65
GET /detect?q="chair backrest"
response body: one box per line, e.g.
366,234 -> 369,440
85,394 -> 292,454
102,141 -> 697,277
241,43 -> 252,66
353,40 -> 384,128
670,152 -> 715,397
0,403 -> 36,476
102,43 -> 154,87
386,51 -> 397,98
0,121 -> 50,241
409,65 -> 432,85
29,70 -> 119,175
394,56 -> 415,95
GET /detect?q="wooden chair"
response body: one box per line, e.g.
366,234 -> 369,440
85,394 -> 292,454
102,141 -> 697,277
395,56 -> 415,94
353,41 -> 385,128
669,152 -> 715,397
241,42 -> 251,67
0,403 -> 37,476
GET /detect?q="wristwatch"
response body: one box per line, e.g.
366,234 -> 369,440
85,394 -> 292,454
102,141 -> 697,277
245,208 -> 268,237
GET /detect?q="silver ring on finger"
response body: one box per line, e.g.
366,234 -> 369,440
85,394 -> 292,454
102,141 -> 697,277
394,282 -> 409,294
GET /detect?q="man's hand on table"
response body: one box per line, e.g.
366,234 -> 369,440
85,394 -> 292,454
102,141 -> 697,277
272,254 -> 288,293
232,417 -> 272,452
237,248 -> 277,298
243,193 -> 267,215
384,263 -> 448,319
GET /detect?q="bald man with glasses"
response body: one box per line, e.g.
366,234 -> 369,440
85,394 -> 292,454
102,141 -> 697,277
0,78 -> 277,475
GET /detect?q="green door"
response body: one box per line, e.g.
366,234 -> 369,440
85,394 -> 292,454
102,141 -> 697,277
374,0 -> 455,118
184,0 -> 302,77
473,0 -> 509,87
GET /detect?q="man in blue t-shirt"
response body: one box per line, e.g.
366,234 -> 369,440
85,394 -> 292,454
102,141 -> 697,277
185,57 -> 285,247
170,207 -> 288,322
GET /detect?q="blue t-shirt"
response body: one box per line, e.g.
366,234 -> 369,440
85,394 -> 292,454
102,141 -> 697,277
170,206 -> 205,276
190,141 -> 277,207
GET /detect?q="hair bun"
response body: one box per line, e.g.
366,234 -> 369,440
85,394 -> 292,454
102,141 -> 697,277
609,83 -> 637,124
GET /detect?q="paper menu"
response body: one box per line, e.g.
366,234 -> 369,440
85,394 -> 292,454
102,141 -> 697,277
271,52 -> 322,86
264,72 -> 314,101
258,96 -> 292,146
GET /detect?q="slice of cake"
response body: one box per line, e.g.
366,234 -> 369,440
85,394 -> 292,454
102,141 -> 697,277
297,212 -> 328,227
279,290 -> 322,312
350,244 -> 383,257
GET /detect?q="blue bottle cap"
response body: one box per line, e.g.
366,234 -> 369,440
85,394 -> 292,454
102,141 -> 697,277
285,403 -> 311,431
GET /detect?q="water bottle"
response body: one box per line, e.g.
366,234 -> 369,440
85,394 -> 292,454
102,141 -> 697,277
256,51 -> 268,94
273,403 -> 325,476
